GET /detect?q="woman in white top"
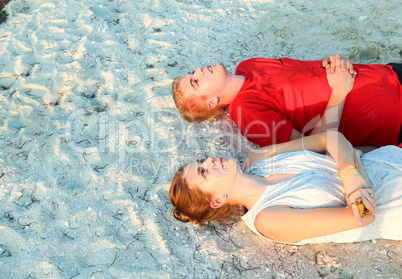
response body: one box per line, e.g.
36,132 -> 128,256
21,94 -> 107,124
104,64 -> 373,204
169,131 -> 402,244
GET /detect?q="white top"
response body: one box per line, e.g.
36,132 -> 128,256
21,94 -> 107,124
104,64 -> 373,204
241,146 -> 402,245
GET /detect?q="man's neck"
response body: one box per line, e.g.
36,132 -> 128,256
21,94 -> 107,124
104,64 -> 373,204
221,74 -> 245,105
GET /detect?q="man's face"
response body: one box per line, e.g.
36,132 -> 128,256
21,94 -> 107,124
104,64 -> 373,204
179,63 -> 229,103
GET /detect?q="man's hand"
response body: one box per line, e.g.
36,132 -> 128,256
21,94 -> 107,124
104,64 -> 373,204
325,53 -> 356,106
309,53 -> 356,135
323,52 -> 357,75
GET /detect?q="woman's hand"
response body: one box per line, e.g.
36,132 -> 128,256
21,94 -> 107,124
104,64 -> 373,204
342,170 -> 376,225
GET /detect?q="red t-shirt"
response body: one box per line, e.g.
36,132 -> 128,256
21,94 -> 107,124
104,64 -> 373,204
229,58 -> 402,147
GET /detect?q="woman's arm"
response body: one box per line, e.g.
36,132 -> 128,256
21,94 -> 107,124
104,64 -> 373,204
244,131 -> 376,224
243,131 -> 351,170
354,149 -> 370,183
255,205 -> 375,244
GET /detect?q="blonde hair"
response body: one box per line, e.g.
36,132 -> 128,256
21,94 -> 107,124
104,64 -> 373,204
169,166 -> 237,226
172,76 -> 228,123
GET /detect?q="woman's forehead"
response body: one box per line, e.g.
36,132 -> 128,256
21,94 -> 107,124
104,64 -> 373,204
183,161 -> 201,187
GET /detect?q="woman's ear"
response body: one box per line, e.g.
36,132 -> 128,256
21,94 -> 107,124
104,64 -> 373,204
210,194 -> 227,209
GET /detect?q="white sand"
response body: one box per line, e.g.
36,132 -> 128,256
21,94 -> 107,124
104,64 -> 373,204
0,0 -> 401,278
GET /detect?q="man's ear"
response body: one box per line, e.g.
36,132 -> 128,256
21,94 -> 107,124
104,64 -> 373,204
210,194 -> 227,209
207,97 -> 219,109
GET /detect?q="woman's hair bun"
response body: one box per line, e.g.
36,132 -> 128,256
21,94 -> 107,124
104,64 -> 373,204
173,208 -> 191,222
173,208 -> 202,226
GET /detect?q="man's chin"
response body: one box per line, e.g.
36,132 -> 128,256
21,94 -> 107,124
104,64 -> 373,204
217,62 -> 228,74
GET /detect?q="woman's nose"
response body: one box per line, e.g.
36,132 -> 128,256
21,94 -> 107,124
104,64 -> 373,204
203,157 -> 214,168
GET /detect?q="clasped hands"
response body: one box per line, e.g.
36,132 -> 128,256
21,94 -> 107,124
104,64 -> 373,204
322,52 -> 357,106
323,52 -> 357,76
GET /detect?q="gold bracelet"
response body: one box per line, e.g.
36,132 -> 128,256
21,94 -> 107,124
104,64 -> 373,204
341,168 -> 358,179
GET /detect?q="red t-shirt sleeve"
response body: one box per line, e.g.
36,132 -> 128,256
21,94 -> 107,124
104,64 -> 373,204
238,108 -> 294,147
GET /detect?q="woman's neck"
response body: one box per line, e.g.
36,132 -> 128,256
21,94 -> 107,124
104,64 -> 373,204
229,173 -> 271,210
230,173 -> 300,210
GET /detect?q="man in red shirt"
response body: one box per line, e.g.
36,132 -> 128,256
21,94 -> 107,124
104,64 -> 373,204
172,53 -> 402,147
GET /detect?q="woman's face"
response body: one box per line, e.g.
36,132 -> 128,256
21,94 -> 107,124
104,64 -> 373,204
183,157 -> 240,196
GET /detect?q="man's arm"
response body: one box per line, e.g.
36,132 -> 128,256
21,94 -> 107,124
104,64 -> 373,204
309,53 -> 356,135
288,128 -> 302,141
309,88 -> 347,134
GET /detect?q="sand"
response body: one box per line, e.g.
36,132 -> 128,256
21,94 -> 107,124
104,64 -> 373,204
0,0 -> 401,278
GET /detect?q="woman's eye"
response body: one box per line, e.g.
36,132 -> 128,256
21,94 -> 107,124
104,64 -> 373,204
194,80 -> 199,86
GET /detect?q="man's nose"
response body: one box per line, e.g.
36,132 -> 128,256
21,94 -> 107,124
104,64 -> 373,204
194,67 -> 203,77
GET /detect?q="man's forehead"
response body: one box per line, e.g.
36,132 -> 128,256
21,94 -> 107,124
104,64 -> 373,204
179,74 -> 195,95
